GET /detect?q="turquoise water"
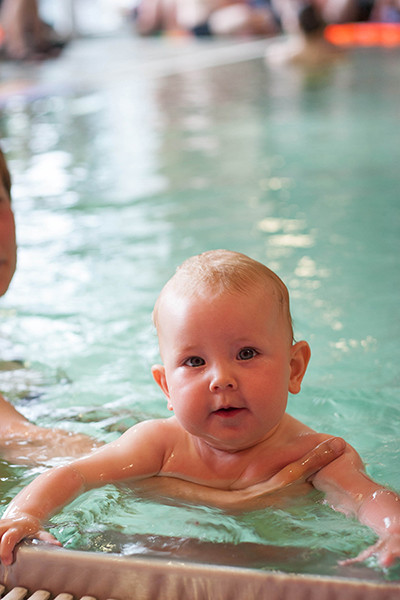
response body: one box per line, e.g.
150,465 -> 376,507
0,41 -> 399,580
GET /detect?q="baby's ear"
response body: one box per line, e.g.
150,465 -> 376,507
151,365 -> 173,410
288,341 -> 311,394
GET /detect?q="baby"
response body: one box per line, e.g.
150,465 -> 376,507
0,250 -> 399,567
0,149 -> 341,476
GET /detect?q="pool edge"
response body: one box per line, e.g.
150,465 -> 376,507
1,543 -> 399,600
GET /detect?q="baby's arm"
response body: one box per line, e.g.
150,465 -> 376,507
0,419 -> 169,564
311,444 -> 400,567
0,463 -> 86,564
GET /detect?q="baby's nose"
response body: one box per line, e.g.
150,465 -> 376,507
209,366 -> 237,392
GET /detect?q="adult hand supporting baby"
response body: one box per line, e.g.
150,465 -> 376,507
240,437 -> 346,503
136,437 -> 346,510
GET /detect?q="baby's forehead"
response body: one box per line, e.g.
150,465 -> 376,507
154,276 -> 293,344
156,279 -> 281,321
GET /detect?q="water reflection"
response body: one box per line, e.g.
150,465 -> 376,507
0,44 -> 398,393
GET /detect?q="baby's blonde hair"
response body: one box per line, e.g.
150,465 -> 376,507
153,250 -> 294,342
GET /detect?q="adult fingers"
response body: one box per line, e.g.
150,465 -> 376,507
266,437 -> 346,491
299,437 -> 347,481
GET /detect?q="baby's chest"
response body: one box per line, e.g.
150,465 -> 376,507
161,441 -> 313,489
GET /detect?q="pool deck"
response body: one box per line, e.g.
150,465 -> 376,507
0,32 -> 268,106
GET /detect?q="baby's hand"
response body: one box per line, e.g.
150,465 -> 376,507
0,515 -> 60,565
340,533 -> 400,568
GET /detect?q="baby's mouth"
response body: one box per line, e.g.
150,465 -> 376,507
213,407 -> 244,417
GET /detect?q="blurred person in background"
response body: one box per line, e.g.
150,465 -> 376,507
371,0 -> 400,21
131,1 -> 385,38
132,0 -> 281,37
270,1 -> 375,35
0,0 -> 66,60
263,1 -> 399,66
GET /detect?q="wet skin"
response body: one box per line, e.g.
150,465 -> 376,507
0,181 -> 16,297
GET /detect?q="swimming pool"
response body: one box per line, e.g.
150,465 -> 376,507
0,35 -> 399,594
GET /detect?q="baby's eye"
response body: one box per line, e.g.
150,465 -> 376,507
237,347 -> 258,361
184,356 -> 205,367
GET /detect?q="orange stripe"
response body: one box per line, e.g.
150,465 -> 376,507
324,23 -> 400,47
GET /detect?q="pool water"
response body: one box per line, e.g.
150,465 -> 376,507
0,37 -> 399,580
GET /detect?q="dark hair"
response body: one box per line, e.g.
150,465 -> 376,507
298,5 -> 325,34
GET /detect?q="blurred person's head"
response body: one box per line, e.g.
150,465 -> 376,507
0,148 -> 17,296
298,5 -> 325,35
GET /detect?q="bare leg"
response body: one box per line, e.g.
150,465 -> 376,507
134,0 -> 169,35
0,0 -> 65,60
0,0 -> 41,59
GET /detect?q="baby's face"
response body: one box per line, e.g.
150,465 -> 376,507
153,285 -> 306,452
0,182 -> 16,297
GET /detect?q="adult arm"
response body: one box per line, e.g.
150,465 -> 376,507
0,393 -> 102,464
0,394 -> 30,429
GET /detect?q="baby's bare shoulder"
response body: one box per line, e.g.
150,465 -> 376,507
272,415 -> 335,462
279,414 -> 325,443
122,416 -> 187,450
280,418 -> 365,488
134,415 -> 183,435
